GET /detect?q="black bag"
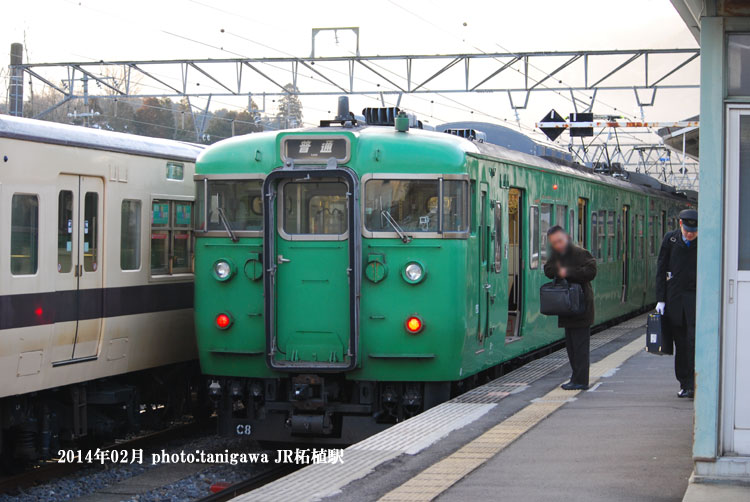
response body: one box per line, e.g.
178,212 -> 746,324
539,278 -> 586,316
646,313 -> 669,355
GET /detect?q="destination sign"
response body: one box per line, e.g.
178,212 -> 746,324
282,137 -> 349,163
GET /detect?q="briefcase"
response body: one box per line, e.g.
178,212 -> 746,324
646,313 -> 668,355
539,278 -> 586,316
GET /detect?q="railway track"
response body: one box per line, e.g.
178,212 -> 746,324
0,420 -> 203,495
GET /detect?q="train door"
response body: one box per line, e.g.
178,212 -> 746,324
506,188 -> 523,341
725,107 -> 750,454
477,184 -> 490,343
488,191 -> 509,344
262,169 -> 359,371
621,205 -> 630,303
52,175 -> 104,363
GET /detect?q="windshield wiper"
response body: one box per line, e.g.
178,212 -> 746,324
217,207 -> 239,243
381,210 -> 412,243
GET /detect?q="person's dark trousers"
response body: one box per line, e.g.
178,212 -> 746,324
564,327 -> 590,386
672,315 -> 696,390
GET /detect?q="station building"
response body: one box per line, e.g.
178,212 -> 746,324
671,0 -> 750,484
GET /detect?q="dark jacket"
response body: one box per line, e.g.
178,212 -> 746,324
656,229 -> 697,327
544,244 -> 598,328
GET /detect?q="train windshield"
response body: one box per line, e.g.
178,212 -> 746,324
364,178 -> 468,234
197,180 -> 263,233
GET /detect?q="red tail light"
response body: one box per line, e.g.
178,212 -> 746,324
216,313 -> 232,330
405,316 -> 423,334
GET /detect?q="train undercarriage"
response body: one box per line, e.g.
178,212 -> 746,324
0,362 -> 201,470
211,374 -> 455,444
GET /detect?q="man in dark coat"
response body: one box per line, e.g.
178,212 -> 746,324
656,208 -> 698,398
543,225 -> 598,390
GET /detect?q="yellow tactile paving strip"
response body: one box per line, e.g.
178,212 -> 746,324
377,336 -> 645,502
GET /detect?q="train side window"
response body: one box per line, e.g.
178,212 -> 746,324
649,216 -> 656,256
540,203 -> 552,265
607,211 -> 615,262
151,199 -> 194,276
577,198 -> 588,248
58,191 -> 73,273
11,194 -> 39,275
121,200 -> 142,271
616,213 -> 622,261
569,209 -> 575,240
555,205 -> 567,230
529,205 -> 539,269
597,210 -> 606,262
493,201 -> 502,273
591,211 -> 598,259
639,215 -> 645,259
83,193 -> 99,272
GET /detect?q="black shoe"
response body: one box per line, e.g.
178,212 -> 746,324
677,389 -> 694,398
561,382 -> 589,391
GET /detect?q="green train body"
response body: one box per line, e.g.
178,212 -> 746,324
193,110 -> 692,442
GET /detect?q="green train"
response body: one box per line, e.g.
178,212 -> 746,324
193,100 -> 693,442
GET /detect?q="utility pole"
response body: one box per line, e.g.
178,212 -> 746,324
9,43 -> 24,117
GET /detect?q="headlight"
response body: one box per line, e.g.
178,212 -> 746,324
213,259 -> 235,281
402,261 -> 426,284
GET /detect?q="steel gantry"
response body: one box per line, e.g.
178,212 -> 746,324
9,48 -> 699,116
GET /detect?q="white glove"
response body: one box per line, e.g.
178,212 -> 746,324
656,302 -> 665,315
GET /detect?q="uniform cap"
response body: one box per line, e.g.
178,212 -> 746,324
679,209 -> 698,232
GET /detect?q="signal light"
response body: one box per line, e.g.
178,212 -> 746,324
215,313 -> 233,330
405,316 -> 423,334
553,184 -> 558,190
34,307 -> 43,317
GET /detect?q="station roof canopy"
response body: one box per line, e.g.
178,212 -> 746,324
671,0 -> 750,41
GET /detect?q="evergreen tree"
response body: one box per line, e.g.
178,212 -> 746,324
133,97 -> 175,139
275,84 -> 303,129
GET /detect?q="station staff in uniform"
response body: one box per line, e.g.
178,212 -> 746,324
655,209 -> 698,398
544,226 -> 598,390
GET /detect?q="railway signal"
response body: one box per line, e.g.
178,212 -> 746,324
537,110 -> 699,142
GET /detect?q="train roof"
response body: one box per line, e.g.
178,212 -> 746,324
197,121 -> 695,203
0,114 -> 203,162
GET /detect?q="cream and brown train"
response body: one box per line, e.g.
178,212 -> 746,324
0,115 -> 201,465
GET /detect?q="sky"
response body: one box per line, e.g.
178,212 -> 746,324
1,0 -> 699,146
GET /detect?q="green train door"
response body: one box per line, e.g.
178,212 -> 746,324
262,168 -> 360,371
477,184 -> 490,344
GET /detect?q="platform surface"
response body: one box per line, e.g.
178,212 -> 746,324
235,316 -> 698,502
435,347 -> 693,502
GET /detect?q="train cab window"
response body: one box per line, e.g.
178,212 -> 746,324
282,181 -> 348,236
11,194 -> 39,275
83,193 -> 99,272
121,200 -> 142,270
203,180 -> 263,233
151,199 -> 194,276
58,191 -> 74,273
597,210 -> 606,262
577,198 -> 588,248
364,178 -> 468,235
540,203 -> 551,264
607,211 -> 615,262
529,206 -> 539,269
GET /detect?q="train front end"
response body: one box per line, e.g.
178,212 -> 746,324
194,111 -> 473,443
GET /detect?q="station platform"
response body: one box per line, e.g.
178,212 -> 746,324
233,314 -> 736,502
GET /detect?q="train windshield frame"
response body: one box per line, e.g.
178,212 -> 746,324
194,174 -> 265,237
362,173 -> 469,239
